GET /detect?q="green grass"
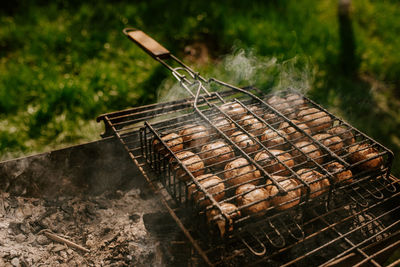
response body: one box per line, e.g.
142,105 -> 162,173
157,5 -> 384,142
0,0 -> 399,176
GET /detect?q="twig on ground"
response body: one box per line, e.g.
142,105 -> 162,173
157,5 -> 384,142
39,229 -> 90,253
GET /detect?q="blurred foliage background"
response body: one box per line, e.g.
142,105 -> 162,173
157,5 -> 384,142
0,0 -> 399,176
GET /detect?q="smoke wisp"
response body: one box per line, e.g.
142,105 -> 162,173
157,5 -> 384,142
156,48 -> 315,103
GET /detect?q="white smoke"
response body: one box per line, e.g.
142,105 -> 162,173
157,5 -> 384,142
156,48 -> 315,103
276,55 -> 314,94
217,49 -> 275,88
157,79 -> 192,103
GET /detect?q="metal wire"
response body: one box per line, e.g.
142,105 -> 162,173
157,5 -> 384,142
97,93 -> 399,266
94,29 -> 400,265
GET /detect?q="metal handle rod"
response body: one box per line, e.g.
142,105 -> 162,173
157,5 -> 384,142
123,28 -> 212,97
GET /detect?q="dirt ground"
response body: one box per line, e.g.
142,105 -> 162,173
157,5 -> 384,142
0,188 -> 184,267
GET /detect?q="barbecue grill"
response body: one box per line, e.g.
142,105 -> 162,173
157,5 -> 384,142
94,29 -> 400,266
1,29 -> 399,266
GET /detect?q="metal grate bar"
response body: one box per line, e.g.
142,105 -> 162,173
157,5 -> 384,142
97,87 -> 398,266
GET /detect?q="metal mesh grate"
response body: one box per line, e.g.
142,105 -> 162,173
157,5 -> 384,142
97,87 -> 399,266
138,88 -> 393,236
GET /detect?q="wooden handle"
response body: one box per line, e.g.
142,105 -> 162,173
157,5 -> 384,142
124,28 -> 170,59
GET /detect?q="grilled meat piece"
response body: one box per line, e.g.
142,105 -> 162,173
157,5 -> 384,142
267,95 -> 290,112
238,114 -> 266,136
285,93 -> 307,108
206,203 -> 241,237
263,112 -> 281,126
212,116 -> 237,136
313,133 -> 344,153
248,105 -> 264,117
